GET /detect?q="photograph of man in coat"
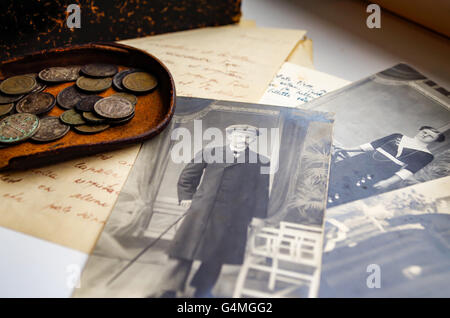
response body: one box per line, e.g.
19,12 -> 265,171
156,124 -> 271,298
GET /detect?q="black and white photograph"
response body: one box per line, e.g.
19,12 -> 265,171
302,64 -> 450,207
73,97 -> 334,298
319,176 -> 450,297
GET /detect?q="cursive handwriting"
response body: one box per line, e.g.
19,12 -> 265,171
43,203 -> 106,225
43,203 -> 72,213
30,169 -> 58,179
38,184 -> 54,192
0,174 -> 23,184
69,193 -> 109,207
3,192 -> 24,203
94,153 -> 114,161
74,178 -> 120,195
75,212 -> 106,224
267,74 -> 328,103
73,162 -> 121,179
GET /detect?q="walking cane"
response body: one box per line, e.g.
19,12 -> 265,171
106,211 -> 189,286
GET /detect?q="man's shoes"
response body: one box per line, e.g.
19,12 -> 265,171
147,290 -> 177,298
193,289 -> 214,298
160,290 -> 177,298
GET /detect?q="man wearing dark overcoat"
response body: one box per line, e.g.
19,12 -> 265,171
158,124 -> 270,298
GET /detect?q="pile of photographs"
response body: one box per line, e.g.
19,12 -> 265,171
73,64 -> 449,298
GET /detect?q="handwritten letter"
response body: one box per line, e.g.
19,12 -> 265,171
121,25 -> 306,102
260,62 -> 350,107
0,145 -> 140,253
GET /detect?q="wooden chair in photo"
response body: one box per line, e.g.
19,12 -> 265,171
233,221 -> 323,298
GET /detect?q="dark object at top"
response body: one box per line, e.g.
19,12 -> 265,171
0,0 -> 242,61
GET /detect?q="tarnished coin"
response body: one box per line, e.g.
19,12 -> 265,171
0,113 -> 40,144
73,124 -> 110,134
0,92 -> 23,104
109,112 -> 135,126
75,95 -> 103,112
16,92 -> 56,115
23,73 -> 47,93
0,103 -> 14,117
112,92 -> 137,105
112,68 -> 141,91
38,66 -> 81,83
122,72 -> 158,93
0,75 -> 37,95
81,64 -> 118,77
60,109 -> 86,126
57,85 -> 89,109
94,96 -> 134,119
31,116 -> 70,142
82,111 -> 107,124
76,76 -> 112,92
31,80 -> 47,93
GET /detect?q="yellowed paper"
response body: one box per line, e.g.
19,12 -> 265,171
239,19 -> 256,27
120,25 -> 306,102
287,37 -> 314,69
0,25 -> 307,254
0,145 -> 141,253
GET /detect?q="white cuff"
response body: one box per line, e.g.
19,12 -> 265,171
360,143 -> 374,152
396,169 -> 413,180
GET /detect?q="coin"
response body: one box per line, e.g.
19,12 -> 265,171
122,72 -> 158,93
38,66 -> 81,83
94,96 -> 134,119
76,76 -> 112,92
0,113 -> 40,144
112,92 -> 137,105
73,124 -> 110,134
112,68 -> 141,91
60,109 -> 86,126
81,64 -> 118,77
31,80 -> 47,93
0,103 -> 14,117
31,116 -> 70,142
75,95 -> 103,112
23,73 -> 47,93
109,112 -> 135,126
82,111 -> 107,124
0,92 -> 23,104
57,85 -> 89,109
16,92 -> 56,115
0,75 -> 37,95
